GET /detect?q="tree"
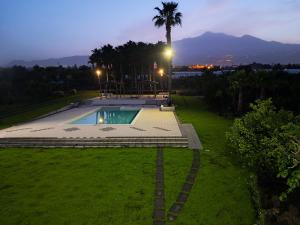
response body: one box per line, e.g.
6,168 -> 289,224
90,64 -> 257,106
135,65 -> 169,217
89,48 -> 103,68
229,70 -> 250,114
226,99 -> 300,200
153,1 -> 182,95
153,2 -> 182,47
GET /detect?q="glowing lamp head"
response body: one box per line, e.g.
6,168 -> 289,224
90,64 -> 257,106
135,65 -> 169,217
164,48 -> 174,59
96,69 -> 101,77
98,116 -> 104,123
158,69 -> 164,77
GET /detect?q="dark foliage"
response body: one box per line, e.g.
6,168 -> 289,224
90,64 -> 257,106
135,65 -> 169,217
0,65 -> 96,104
173,69 -> 300,115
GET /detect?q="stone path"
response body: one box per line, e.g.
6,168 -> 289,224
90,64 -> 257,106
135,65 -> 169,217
153,147 -> 165,225
167,149 -> 200,221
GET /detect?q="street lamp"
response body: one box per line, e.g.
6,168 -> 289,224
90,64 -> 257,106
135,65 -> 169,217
158,68 -> 164,92
95,69 -> 102,97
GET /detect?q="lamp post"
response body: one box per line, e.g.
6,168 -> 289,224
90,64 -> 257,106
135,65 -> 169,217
164,47 -> 173,105
96,69 -> 102,98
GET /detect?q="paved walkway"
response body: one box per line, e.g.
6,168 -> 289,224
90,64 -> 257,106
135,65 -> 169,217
0,107 -> 182,138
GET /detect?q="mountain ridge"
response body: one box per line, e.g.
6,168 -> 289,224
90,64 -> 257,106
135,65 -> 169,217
7,55 -> 89,68
5,32 -> 300,67
173,32 -> 300,65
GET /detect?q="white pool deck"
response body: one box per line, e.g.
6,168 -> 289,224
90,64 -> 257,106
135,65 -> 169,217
0,106 -> 182,138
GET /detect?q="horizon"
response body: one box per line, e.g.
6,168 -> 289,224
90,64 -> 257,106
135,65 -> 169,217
5,31 -> 300,64
1,0 -> 300,65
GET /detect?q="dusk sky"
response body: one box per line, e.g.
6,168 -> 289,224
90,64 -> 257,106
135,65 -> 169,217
1,0 -> 300,65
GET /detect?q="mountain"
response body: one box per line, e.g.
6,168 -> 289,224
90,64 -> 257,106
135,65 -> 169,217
7,56 -> 89,67
173,32 -> 300,66
6,32 -> 300,67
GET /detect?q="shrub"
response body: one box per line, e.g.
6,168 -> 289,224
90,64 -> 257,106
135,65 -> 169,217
226,99 -> 300,200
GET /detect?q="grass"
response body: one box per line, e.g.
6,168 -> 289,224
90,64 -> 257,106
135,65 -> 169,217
166,95 -> 256,225
0,90 -> 98,129
0,148 -> 155,225
0,94 -> 256,225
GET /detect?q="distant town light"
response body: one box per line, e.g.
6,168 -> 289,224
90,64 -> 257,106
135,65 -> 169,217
189,64 -> 214,70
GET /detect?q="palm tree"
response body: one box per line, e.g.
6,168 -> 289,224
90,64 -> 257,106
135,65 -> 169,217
153,1 -> 182,99
153,2 -> 182,47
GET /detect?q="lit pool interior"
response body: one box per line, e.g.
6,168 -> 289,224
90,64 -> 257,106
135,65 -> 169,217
71,107 -> 140,125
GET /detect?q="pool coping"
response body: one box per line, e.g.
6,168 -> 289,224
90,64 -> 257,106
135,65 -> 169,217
67,106 -> 143,126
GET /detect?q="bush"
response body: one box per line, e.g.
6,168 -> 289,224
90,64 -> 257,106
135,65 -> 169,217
226,99 -> 300,200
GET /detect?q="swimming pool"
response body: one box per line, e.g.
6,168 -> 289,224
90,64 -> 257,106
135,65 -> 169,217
71,107 -> 140,125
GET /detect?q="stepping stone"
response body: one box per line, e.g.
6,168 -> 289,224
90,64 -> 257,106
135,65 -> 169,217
190,167 -> 198,174
182,183 -> 193,192
153,127 -> 171,132
169,203 -> 182,214
177,193 -> 189,203
192,161 -> 200,169
156,172 -> 164,180
153,210 -> 165,220
155,198 -> 165,209
100,127 -> 115,132
130,126 -> 146,131
155,189 -> 164,197
186,174 -> 196,183
64,127 -> 80,132
156,184 -> 164,192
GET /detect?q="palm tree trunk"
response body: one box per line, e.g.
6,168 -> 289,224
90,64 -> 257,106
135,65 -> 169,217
166,26 -> 171,47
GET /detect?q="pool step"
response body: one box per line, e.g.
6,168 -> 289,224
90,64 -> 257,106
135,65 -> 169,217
0,137 -> 189,148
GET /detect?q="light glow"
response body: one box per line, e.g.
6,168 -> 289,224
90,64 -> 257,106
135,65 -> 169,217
96,69 -> 102,77
98,117 -> 104,123
164,48 -> 173,59
158,68 -> 164,77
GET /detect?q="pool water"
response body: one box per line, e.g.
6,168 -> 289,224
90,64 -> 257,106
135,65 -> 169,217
72,107 -> 140,125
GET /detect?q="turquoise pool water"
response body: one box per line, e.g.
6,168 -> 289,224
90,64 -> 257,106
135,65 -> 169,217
72,107 -> 140,125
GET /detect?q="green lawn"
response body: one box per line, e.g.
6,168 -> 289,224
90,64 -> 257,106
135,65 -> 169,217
0,94 -> 256,225
167,96 -> 256,225
0,90 -> 98,129
0,148 -> 156,225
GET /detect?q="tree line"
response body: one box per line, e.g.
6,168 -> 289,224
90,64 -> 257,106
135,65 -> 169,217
0,40 -> 170,105
173,68 -> 300,115
0,65 -> 95,104
88,41 -> 169,94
